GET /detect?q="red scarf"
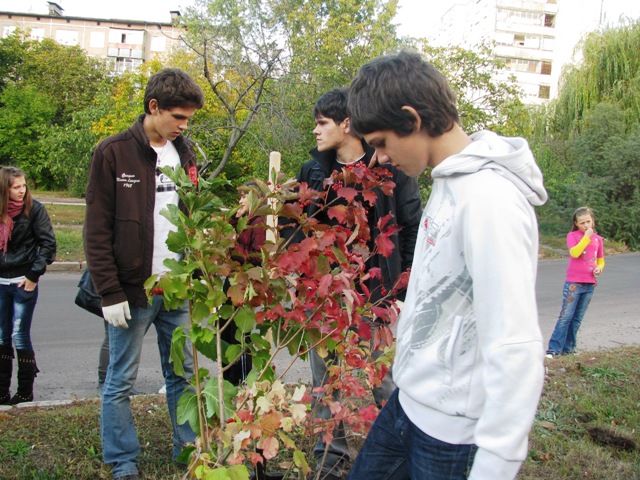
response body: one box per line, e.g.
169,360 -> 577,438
0,200 -> 25,254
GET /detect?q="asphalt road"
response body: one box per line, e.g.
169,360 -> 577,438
15,253 -> 640,402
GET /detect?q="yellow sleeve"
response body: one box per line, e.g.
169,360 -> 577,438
597,257 -> 605,271
569,236 -> 591,258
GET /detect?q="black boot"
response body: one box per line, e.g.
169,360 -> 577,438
10,349 -> 39,405
0,345 -> 14,405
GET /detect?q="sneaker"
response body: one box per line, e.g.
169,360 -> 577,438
545,352 -> 557,359
159,384 -> 167,394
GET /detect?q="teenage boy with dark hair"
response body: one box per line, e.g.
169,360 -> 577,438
84,68 -> 205,480
346,51 -> 548,480
295,87 -> 422,480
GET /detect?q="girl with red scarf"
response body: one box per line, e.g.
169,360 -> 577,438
0,166 -> 56,404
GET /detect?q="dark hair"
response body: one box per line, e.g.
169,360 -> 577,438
348,51 -> 459,138
571,207 -> 596,231
313,87 -> 349,124
0,166 -> 32,222
143,68 -> 205,114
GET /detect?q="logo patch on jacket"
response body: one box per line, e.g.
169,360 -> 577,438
117,173 -> 141,189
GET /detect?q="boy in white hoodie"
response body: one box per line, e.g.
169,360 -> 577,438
346,52 -> 548,480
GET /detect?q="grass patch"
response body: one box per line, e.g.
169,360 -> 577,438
45,204 -> 86,226
32,190 -> 74,200
1,347 -> 638,479
54,228 -> 85,262
520,346 -> 640,479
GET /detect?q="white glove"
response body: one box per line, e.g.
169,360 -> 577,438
102,301 -> 131,329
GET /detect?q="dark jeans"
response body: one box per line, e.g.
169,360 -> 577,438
347,389 -> 477,480
0,282 -> 39,350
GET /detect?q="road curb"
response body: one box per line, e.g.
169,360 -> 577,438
49,261 -> 86,272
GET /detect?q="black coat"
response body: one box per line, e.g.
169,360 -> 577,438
0,200 -> 56,282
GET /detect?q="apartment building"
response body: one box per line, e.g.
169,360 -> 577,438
428,0 -> 611,104
0,2 -> 184,73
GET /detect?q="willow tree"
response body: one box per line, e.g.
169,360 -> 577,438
552,20 -> 640,134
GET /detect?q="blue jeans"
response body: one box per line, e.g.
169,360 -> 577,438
347,389 -> 477,480
310,343 -> 395,478
101,295 -> 195,479
0,282 -> 39,350
547,282 -> 595,355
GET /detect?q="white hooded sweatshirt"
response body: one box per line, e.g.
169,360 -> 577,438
393,131 -> 548,479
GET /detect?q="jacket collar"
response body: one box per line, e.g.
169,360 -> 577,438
131,114 -> 192,157
309,139 -> 375,172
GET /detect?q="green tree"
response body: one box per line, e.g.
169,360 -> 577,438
0,30 -> 110,189
177,0 -> 401,183
420,43 -> 524,134
271,0 -> 400,177
0,84 -> 57,187
540,20 -> 640,248
552,20 -> 640,133
566,103 -> 640,248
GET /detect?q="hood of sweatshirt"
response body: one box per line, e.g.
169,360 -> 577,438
431,130 -> 548,206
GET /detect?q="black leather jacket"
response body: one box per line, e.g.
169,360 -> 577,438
0,200 -> 56,282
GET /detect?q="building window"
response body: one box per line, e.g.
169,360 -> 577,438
539,85 -> 551,99
514,34 -> 525,46
108,28 -> 144,46
55,29 -> 79,46
30,28 -> 45,41
498,9 -> 545,27
541,62 -> 552,75
505,58 -> 539,73
90,31 -> 105,48
544,14 -> 556,27
108,57 -> 144,74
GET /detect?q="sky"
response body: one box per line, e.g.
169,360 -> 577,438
2,0 -> 442,37
2,0 -> 638,37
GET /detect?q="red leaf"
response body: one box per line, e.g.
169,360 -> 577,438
375,233 -> 396,257
358,404 -> 379,424
257,436 -> 279,460
327,205 -> 349,224
337,186 -> 358,203
317,274 -> 333,297
361,189 -> 378,206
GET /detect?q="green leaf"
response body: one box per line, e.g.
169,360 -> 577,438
177,391 -> 199,434
227,464 -> 250,480
224,344 -> 242,365
170,326 -> 187,377
203,377 -> 238,420
234,306 -> 256,333
293,449 -> 309,473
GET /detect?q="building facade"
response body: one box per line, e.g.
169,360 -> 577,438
429,0 -> 612,104
0,2 -> 184,73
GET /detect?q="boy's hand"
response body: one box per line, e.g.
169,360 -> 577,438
103,301 -> 131,329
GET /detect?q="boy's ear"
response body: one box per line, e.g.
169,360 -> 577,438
342,117 -> 351,134
401,106 -> 422,133
148,98 -> 159,114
